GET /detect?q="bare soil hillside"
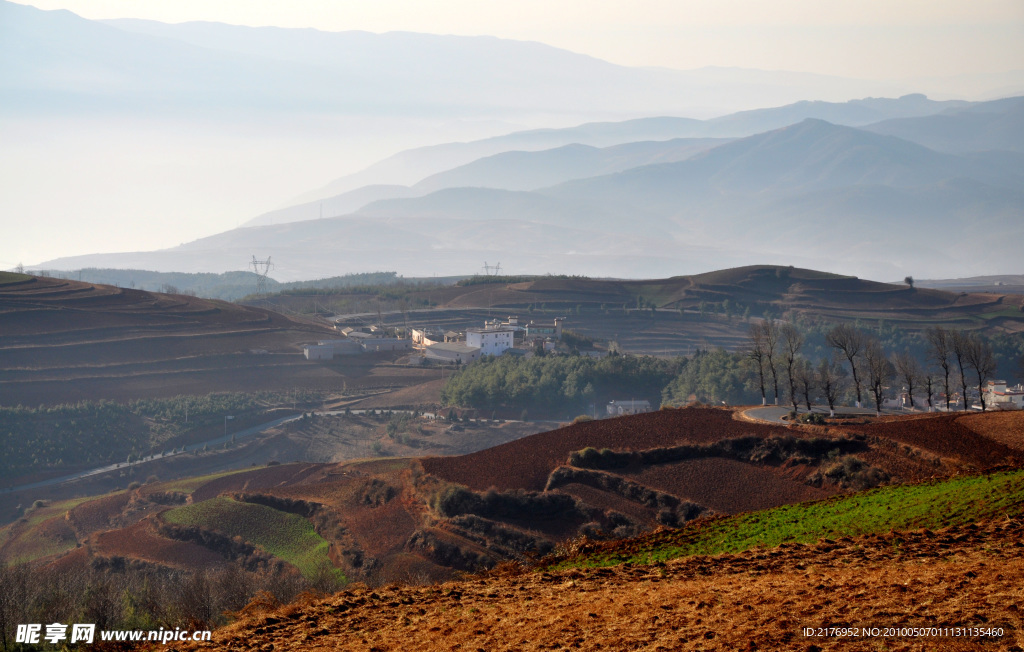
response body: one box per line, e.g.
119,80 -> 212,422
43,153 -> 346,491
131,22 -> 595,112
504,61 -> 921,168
0,275 -> 350,405
184,518 -> 1024,651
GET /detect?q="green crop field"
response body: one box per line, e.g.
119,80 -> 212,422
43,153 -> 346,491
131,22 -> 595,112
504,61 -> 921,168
556,469 -> 1024,568
163,496 -> 345,584
157,468 -> 254,494
0,272 -> 31,285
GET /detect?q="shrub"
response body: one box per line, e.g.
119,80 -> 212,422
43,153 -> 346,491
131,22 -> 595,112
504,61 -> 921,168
799,412 -> 827,425
432,484 -> 586,521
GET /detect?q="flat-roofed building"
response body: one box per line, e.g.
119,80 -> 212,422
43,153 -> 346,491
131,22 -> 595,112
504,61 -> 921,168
466,327 -> 514,356
606,399 -> 651,416
425,342 -> 481,365
318,339 -> 364,355
303,344 -> 335,360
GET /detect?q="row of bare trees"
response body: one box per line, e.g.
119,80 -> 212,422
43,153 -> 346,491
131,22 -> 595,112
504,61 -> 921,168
749,321 -> 998,416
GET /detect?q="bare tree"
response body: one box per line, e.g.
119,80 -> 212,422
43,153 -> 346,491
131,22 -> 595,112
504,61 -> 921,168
923,370 -> 936,412
925,327 -> 954,411
864,338 -> 893,417
757,319 -> 782,405
963,333 -> 997,411
826,324 -> 866,407
892,350 -> 922,409
780,323 -> 804,412
794,357 -> 815,412
817,356 -> 846,417
747,323 -> 769,406
950,329 -> 971,411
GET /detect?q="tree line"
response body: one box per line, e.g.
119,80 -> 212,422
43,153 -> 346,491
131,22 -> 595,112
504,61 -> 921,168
440,324 -> 1021,418
440,354 -> 682,416
747,321 -> 1003,415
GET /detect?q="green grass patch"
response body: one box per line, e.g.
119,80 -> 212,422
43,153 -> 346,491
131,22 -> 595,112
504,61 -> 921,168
0,271 -> 31,285
976,309 -> 1024,321
163,497 -> 345,584
157,468 -> 253,494
20,496 -> 96,528
9,525 -> 78,564
555,469 -> 1024,569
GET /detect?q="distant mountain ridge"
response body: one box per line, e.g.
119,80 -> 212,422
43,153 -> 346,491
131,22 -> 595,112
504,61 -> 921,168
1,2 -> 917,120
864,96 -> 1024,154
41,103 -> 1024,282
256,94 -> 973,227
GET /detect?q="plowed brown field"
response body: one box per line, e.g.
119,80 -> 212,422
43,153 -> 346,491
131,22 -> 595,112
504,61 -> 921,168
958,411 -> 1024,451
627,458 -> 831,514
184,519 -> 1024,651
843,413 -> 1019,469
422,408 -> 786,491
92,518 -> 229,570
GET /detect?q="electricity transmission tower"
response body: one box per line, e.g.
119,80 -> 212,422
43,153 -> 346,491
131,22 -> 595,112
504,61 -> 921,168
482,261 -> 502,276
251,255 -> 274,298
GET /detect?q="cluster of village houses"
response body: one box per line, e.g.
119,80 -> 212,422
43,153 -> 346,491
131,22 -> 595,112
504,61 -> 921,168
982,380 -> 1024,410
888,380 -> 1024,411
302,317 -> 1023,413
301,315 -> 565,364
301,316 -> 653,416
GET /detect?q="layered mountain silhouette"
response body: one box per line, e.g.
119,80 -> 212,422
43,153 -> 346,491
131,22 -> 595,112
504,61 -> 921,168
42,99 -> 1024,281
255,95 -> 975,226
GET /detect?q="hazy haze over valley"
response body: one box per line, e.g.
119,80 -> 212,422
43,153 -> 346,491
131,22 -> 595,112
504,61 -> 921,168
3,0 -> 1023,280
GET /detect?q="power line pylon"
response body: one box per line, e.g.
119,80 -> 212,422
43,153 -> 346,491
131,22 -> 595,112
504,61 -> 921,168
251,255 -> 274,299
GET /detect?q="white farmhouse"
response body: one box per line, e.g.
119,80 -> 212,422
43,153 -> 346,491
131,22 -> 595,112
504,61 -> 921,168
466,326 -> 514,356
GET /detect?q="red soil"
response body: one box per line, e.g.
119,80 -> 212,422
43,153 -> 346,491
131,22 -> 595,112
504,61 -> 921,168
341,499 -> 418,561
552,483 -> 658,524
841,413 -> 1019,469
92,518 -> 228,570
957,410 -> 1024,451
185,519 -> 1024,652
190,463 -> 322,503
626,458 -> 832,514
67,492 -> 132,535
422,407 -> 785,491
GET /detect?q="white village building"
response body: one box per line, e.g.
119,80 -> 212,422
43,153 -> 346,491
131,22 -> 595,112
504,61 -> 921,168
465,326 -> 514,356
984,380 -> 1024,409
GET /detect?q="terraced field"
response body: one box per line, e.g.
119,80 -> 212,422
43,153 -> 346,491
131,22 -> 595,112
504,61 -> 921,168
4,406 -> 1022,644
0,275 -> 354,406
163,496 -> 344,583
182,474 -> 1024,651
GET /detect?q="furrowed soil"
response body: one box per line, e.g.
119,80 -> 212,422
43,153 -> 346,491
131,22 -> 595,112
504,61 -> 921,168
421,408 -> 792,492
0,276 -> 354,406
184,518 -> 1024,651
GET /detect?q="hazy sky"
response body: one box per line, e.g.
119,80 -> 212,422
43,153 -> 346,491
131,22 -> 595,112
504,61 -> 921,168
4,0 -> 1023,273
15,0 -> 1024,80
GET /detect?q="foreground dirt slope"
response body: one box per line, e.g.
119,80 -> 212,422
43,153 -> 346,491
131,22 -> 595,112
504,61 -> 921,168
185,519 -> 1023,651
